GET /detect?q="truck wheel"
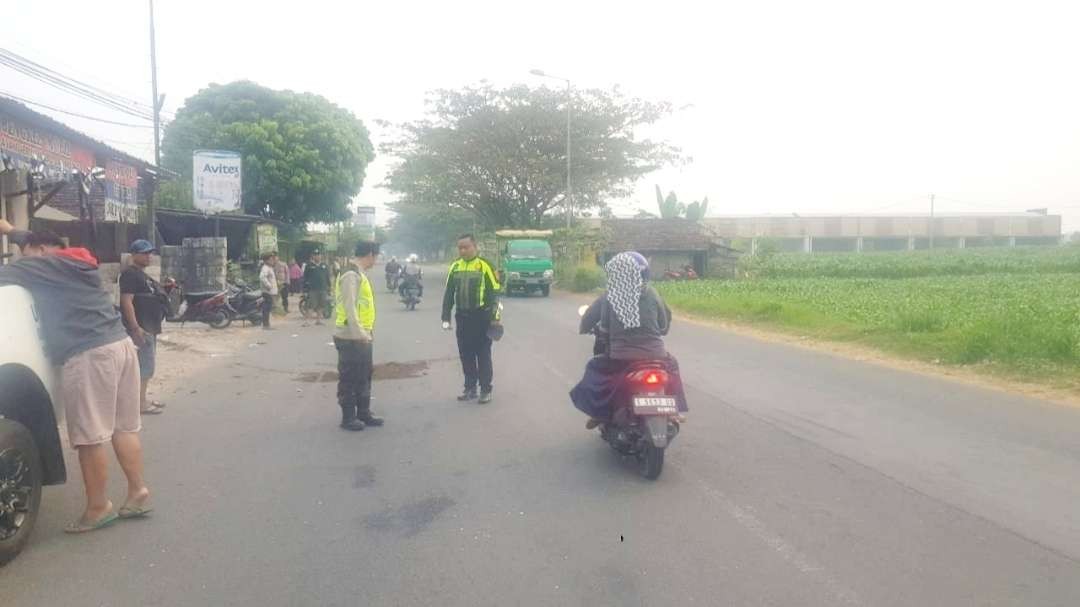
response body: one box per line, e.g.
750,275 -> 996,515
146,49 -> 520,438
540,285 -> 550,297
0,419 -> 43,566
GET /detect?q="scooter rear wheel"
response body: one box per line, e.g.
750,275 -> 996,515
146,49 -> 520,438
639,445 -> 665,480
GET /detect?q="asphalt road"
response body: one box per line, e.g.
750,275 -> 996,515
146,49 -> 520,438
4,269 -> 1080,606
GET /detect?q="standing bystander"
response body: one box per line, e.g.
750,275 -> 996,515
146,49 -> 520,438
303,250 -> 331,325
275,256 -> 291,313
119,239 -> 167,415
259,252 -> 279,330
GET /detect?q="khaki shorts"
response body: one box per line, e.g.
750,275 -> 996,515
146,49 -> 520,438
61,338 -> 142,448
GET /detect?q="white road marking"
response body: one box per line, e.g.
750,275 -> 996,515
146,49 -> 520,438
694,477 -> 862,606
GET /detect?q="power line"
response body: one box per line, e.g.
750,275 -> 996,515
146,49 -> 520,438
0,48 -> 156,120
0,90 -> 155,128
0,47 -> 154,113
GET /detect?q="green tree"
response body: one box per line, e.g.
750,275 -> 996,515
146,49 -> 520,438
655,185 -> 709,221
382,83 -> 681,229
655,185 -> 684,218
161,81 -> 374,224
685,197 -> 709,221
157,178 -> 193,210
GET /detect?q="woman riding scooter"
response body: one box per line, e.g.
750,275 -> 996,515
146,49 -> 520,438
570,251 -> 689,428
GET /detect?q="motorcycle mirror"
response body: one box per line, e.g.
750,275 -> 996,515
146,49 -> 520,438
577,304 -> 589,317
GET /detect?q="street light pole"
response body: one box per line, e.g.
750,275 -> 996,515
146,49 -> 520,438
149,0 -> 161,246
530,69 -> 572,228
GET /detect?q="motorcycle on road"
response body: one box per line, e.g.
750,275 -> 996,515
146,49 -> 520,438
399,280 -> 422,311
576,304 -> 684,480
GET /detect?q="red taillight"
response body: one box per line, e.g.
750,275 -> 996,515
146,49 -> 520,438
629,368 -> 668,385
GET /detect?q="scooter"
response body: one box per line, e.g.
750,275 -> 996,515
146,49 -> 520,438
400,281 -> 422,311
226,281 -> 266,326
162,278 -> 232,329
577,304 -> 683,480
386,271 -> 402,292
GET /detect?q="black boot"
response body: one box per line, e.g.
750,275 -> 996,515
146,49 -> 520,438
457,388 -> 478,401
340,406 -> 365,431
356,397 -> 384,427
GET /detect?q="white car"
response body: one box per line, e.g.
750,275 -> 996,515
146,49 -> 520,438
0,284 -> 66,566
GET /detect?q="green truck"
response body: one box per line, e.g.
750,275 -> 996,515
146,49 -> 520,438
494,230 -> 555,297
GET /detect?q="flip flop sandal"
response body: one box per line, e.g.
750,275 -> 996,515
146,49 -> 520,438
150,400 -> 167,409
118,505 -> 154,519
64,512 -> 119,534
141,403 -> 165,415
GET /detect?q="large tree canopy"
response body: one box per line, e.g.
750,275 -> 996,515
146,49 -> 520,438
161,81 -> 374,224
382,84 -> 681,229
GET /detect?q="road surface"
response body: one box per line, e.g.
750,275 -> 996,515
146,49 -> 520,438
4,270 -> 1080,606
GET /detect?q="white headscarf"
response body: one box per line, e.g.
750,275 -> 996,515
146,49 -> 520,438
604,252 -> 648,329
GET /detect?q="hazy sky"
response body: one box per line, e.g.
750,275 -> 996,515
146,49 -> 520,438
6,0 -> 1080,231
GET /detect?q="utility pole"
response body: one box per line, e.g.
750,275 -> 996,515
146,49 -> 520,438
564,78 -> 572,230
149,0 -> 161,246
929,193 -> 935,250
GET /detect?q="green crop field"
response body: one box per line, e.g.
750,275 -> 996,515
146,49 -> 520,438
656,247 -> 1080,388
738,246 -> 1080,279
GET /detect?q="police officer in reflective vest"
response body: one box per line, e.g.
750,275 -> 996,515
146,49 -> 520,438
333,241 -> 384,431
441,233 -> 502,404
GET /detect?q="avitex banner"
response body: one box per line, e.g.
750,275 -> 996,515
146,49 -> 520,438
193,150 -> 242,214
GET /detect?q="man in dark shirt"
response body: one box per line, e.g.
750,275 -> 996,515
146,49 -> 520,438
303,250 -> 331,325
119,239 -> 167,415
441,234 -> 502,403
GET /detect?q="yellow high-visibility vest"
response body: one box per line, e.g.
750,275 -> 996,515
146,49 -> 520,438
334,269 -> 375,330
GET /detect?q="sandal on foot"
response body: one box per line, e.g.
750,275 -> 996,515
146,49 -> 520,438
118,505 -> 153,519
64,512 -> 119,534
141,403 -> 165,415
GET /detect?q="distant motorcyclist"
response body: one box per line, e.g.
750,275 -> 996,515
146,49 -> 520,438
399,254 -> 424,298
385,257 -> 402,290
571,251 -> 688,428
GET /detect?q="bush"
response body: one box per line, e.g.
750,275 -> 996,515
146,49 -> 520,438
568,265 -> 605,293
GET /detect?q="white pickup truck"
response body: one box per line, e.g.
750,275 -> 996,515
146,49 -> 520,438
0,284 -> 66,565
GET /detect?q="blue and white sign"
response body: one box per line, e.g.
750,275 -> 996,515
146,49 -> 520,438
193,149 -> 242,214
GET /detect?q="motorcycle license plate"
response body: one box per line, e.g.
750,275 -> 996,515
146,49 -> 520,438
633,396 -> 678,415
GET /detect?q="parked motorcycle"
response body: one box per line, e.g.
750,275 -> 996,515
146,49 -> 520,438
226,281 -> 266,326
662,266 -> 698,281
162,278 -> 232,329
577,304 -> 683,480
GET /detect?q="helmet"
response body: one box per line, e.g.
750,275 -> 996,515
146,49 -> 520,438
408,254 -> 418,263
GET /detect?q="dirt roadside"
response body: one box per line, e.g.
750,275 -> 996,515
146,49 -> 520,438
152,313 -> 312,402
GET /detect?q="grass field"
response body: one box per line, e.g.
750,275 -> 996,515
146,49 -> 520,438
656,247 -> 1080,388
